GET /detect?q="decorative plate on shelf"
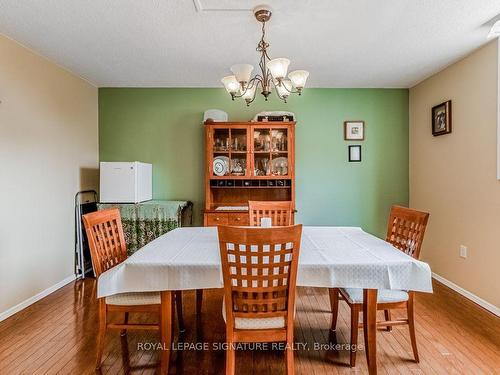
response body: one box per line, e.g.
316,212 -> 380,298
213,156 -> 229,176
271,157 -> 288,175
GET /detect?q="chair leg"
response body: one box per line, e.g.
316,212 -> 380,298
120,311 -> 129,336
95,299 -> 107,370
384,309 -> 392,331
285,334 -> 295,375
171,296 -> 176,326
350,305 -> 360,368
328,288 -> 339,331
175,291 -> 185,333
407,294 -> 419,363
160,291 -> 173,374
196,289 -> 203,315
196,289 -> 203,331
226,339 -> 235,375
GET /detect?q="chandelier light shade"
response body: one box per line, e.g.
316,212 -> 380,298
221,75 -> 240,95
242,84 -> 257,101
275,79 -> 293,99
230,64 -> 254,84
221,5 -> 309,106
267,58 -> 290,80
288,70 -> 310,90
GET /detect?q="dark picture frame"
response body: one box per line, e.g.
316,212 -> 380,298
348,145 -> 362,162
344,121 -> 365,140
431,100 -> 452,136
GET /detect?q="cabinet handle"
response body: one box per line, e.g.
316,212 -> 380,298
236,217 -> 241,221
215,217 -> 220,221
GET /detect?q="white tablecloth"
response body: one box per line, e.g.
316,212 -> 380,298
97,226 -> 433,298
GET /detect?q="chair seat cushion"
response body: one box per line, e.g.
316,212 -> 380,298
342,288 -> 409,304
222,300 -> 285,330
105,292 -> 161,306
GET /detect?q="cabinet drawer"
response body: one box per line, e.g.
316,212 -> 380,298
228,213 -> 250,226
206,213 -> 229,226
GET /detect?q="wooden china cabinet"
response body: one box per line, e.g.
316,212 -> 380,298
203,120 -> 296,226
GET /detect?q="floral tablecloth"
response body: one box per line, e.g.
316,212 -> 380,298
97,200 -> 193,254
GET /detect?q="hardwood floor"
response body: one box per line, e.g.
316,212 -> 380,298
0,279 -> 499,374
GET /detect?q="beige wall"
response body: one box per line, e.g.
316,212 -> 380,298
410,40 -> 500,308
0,35 -> 98,316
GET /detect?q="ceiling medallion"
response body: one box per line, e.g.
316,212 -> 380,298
221,5 -> 309,106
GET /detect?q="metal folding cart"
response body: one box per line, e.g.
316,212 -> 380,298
75,190 -> 98,279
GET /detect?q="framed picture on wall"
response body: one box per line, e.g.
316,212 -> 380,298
431,100 -> 452,136
348,145 -> 362,162
344,121 -> 365,140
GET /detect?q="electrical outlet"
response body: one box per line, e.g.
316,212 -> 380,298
459,245 -> 467,258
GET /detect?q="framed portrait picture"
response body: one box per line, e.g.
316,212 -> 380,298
348,145 -> 362,162
344,121 -> 365,140
432,100 -> 452,136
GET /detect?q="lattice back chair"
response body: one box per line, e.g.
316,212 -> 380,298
386,205 -> 430,259
83,208 -> 127,278
82,208 -> 182,371
329,205 -> 430,367
218,225 -> 303,375
248,201 -> 293,227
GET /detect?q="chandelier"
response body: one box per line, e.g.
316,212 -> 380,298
221,6 -> 309,106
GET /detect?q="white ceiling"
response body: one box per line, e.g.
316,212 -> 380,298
0,0 -> 499,88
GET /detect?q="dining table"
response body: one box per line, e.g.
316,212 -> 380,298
97,226 -> 433,375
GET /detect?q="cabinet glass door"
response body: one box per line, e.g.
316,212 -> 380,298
212,127 -> 249,177
252,126 -> 289,176
229,128 -> 247,176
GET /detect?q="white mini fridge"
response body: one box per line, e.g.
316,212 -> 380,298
99,162 -> 152,203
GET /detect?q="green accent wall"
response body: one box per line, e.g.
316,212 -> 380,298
99,88 -> 408,237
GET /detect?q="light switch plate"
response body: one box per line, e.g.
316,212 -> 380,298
459,245 -> 467,258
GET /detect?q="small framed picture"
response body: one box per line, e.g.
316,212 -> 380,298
432,100 -> 452,136
344,121 -> 365,140
348,145 -> 362,162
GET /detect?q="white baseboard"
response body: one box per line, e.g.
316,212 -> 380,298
0,274 -> 76,322
432,273 -> 500,317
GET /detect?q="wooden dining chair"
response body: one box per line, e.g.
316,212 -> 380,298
248,200 -> 293,227
197,201 -> 294,320
218,224 -> 303,375
329,205 -> 429,367
82,208 -> 183,370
